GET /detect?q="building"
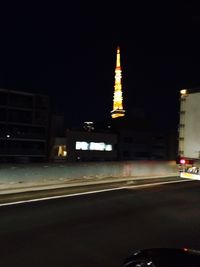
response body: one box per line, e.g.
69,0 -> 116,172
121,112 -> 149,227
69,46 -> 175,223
0,89 -> 50,162
51,127 -> 117,162
49,114 -> 66,162
108,113 -> 177,161
117,128 -> 176,161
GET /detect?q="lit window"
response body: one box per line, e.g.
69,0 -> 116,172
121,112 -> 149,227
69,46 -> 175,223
57,145 -> 67,157
105,144 -> 112,151
90,142 -> 105,151
76,141 -> 113,151
76,141 -> 89,150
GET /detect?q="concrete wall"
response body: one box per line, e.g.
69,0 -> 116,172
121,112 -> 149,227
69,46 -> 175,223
0,161 -> 178,190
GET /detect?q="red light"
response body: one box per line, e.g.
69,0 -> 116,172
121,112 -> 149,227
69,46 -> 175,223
180,159 -> 186,164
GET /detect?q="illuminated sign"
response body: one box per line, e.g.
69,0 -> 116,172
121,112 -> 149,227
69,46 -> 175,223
76,141 -> 113,151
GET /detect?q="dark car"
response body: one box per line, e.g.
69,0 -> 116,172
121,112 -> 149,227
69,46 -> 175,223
123,248 -> 200,267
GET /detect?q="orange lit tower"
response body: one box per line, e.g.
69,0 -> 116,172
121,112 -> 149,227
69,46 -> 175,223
111,46 -> 125,119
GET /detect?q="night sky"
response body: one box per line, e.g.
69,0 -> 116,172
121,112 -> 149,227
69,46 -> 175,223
0,2 -> 200,129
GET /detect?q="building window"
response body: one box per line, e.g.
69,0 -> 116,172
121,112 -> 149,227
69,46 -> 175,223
135,152 -> 150,158
124,136 -> 133,143
123,151 -> 130,158
76,142 -> 89,150
0,92 -> 7,106
75,141 -> 113,151
58,146 -> 67,157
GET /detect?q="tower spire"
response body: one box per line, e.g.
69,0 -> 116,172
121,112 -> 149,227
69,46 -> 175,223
111,46 -> 125,119
116,46 -> 120,68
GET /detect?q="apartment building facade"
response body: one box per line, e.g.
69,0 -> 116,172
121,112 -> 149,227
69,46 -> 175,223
0,89 -> 49,162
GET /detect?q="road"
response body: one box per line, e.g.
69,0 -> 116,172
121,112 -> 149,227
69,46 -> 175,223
0,179 -> 200,267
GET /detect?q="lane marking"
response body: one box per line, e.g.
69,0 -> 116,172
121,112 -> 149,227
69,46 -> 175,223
127,179 -> 194,189
0,187 -> 126,207
0,179 -> 195,207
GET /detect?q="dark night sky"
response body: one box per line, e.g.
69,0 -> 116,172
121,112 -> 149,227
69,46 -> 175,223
0,1 -> 200,129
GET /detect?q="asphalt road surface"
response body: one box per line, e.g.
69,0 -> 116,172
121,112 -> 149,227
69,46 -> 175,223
0,179 -> 200,267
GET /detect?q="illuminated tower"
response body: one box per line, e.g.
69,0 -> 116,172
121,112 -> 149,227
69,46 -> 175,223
111,46 -> 125,119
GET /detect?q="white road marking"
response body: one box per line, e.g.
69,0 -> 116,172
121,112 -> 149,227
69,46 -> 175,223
127,179 -> 193,189
0,179 -> 195,207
